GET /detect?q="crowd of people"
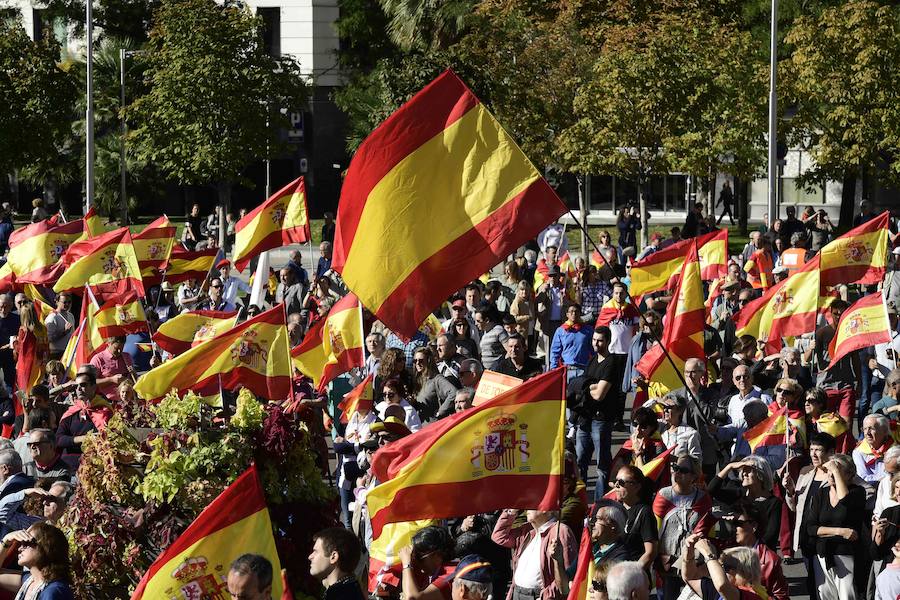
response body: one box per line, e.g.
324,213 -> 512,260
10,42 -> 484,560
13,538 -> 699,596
0,198 -> 895,600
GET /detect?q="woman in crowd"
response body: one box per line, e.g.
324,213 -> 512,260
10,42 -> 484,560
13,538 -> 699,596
653,453 -> 714,599
375,378 -> 421,433
682,534 -> 767,600
15,304 -> 49,398
657,394 -> 701,461
374,348 -> 412,403
806,454 -> 867,600
805,388 -> 852,452
411,347 -> 458,422
610,466 -> 658,570
872,472 -> 900,590
448,318 -> 480,360
503,261 -> 523,295
707,456 -> 782,550
588,504 -> 629,564
0,522 -> 74,599
614,407 -> 666,472
729,500 -> 789,600
509,281 -> 536,346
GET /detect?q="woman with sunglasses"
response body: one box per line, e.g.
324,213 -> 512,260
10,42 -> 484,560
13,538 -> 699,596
652,453 -> 714,600
611,466 -> 658,571
448,319 -> 480,361
411,347 -> 458,422
727,500 -> 789,600
375,378 -> 421,433
681,533 -> 766,600
587,562 -> 612,600
657,394 -> 702,462
612,407 -> 666,474
0,522 -> 73,599
804,388 -> 852,453
707,456 -> 782,551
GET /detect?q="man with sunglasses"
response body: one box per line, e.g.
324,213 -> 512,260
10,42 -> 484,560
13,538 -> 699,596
199,276 -> 236,312
55,370 -> 112,460
668,358 -> 719,478
726,366 -> 771,430
22,428 -> 70,482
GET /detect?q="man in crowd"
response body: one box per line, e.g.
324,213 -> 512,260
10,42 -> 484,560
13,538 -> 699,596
492,334 -> 543,381
474,306 -> 507,367
317,241 -> 333,279
218,259 -> 251,307
549,304 -> 592,380
727,365 -> 772,429
0,295 -> 19,391
227,554 -> 275,600
44,292 -> 75,361
200,276 -> 236,312
276,268 -> 305,315
89,336 -> 135,401
22,428 -> 70,482
435,334 -> 462,386
309,527 -> 364,600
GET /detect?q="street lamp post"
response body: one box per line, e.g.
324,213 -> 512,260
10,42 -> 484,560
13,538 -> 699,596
767,0 -> 779,226
85,0 -> 94,212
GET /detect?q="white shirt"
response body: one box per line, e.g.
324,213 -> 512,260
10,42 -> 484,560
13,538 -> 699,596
513,519 -> 555,589
660,424 -> 702,461
374,400 -> 422,432
872,331 -> 900,380
222,275 -> 251,305
727,387 -> 772,429
874,474 -> 898,518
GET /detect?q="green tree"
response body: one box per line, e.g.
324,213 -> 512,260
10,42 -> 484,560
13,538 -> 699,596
0,20 -> 77,184
784,0 -> 900,226
129,0 -> 308,210
377,0 -> 475,50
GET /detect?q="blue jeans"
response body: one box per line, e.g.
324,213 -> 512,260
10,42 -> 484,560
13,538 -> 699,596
566,367 -> 585,382
575,419 -> 613,502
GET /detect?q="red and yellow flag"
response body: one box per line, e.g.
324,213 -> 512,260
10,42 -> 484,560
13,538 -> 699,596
154,309 -> 238,356
338,374 -> 374,424
6,216 -> 85,284
130,465 -> 284,600
629,229 -> 728,298
368,519 -> 436,593
595,298 -> 640,328
743,405 -> 789,451
640,445 -> 676,482
827,292 -> 891,368
61,295 -> 106,378
133,216 -> 176,286
820,211 -> 889,289
815,412 -> 849,439
53,227 -> 144,297
734,257 -> 820,354
164,247 -> 219,285
332,70 -> 566,339
94,291 -> 148,338
566,527 -> 596,600
0,263 -> 14,294
635,241 -> 705,393
84,207 -> 106,237
134,305 -> 291,402
233,177 -> 310,272
291,293 -> 365,391
366,368 -> 565,538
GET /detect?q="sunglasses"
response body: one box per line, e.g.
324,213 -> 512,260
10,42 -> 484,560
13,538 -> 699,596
17,540 -> 36,549
590,581 -> 606,593
660,405 -> 678,412
733,519 -> 754,528
632,423 -> 651,430
734,374 -> 750,380
775,387 -> 793,394
210,285 -> 223,289
671,464 -> 694,475
383,391 -> 397,398
614,478 -> 638,487
26,441 -> 50,449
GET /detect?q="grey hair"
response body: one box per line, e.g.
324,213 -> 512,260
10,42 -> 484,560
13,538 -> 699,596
830,454 -> 856,480
742,400 -> 769,426
674,452 -> 702,476
780,346 -> 800,359
50,481 -> 74,500
0,450 -> 22,472
887,369 -> 900,390
0,439 -> 13,452
524,249 -> 537,263
885,445 -> 900,465
455,388 -> 475,403
741,455 -> 774,491
864,413 -> 891,434
606,561 -> 648,600
452,578 -> 492,600
595,504 -> 627,536
722,546 -> 761,584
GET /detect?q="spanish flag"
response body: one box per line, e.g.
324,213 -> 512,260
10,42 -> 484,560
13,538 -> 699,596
154,309 -> 238,356
558,252 -> 576,278
61,295 -> 106,377
743,405 -> 789,451
366,368 -> 565,538
418,313 -> 444,342
53,227 -> 144,297
368,519 -> 436,593
595,298 -> 640,328
0,263 -> 14,294
332,70 -> 566,339
164,247 -> 219,285
133,216 -> 176,285
815,412 -> 849,439
337,374 -> 374,424
629,229 -> 728,298
566,527 -> 596,600
290,293 -> 364,392
134,305 -> 291,402
233,177 -> 310,272
94,291 -> 148,338
84,207 -> 106,237
827,292 -> 891,368
820,211 -> 889,289
734,257 -> 820,354
130,465 -> 285,599
6,216 -> 85,284
635,241 -> 705,393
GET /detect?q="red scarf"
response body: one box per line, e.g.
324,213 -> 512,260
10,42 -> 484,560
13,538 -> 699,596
560,320 -> 583,332
857,438 -> 893,468
61,397 -> 112,431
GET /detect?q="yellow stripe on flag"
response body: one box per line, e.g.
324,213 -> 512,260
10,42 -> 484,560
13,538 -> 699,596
233,177 -> 310,272
291,295 -> 364,390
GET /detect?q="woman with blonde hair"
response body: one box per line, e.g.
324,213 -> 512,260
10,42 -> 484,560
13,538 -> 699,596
682,534 -> 766,600
15,304 -> 49,410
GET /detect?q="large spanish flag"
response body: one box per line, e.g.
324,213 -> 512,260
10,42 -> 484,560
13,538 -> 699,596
629,229 -> 728,298
164,247 -> 219,285
53,227 -> 144,297
827,292 -> 891,368
734,257 -> 820,354
134,305 -> 291,402
366,368 -> 565,538
743,405 -> 789,451
133,216 -> 176,285
94,291 -> 148,338
6,216 -> 85,284
131,465 -> 284,600
635,241 -> 705,393
61,294 -> 106,378
233,177 -> 310,272
820,211 -> 889,289
332,70 -> 566,339
154,309 -> 238,356
291,293 -> 365,391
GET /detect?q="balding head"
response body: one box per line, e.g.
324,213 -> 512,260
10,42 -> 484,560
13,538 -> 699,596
733,364 -> 752,393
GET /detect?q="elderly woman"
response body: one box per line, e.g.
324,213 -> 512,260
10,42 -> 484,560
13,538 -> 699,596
652,453 -> 714,599
729,500 -> 789,600
872,368 -> 900,415
708,456 -> 782,550
657,394 -> 701,461
411,347 -> 458,422
805,388 -> 851,452
682,534 -> 767,600
806,453 -> 867,600
611,466 -> 658,570
589,504 -> 630,564
854,413 -> 894,484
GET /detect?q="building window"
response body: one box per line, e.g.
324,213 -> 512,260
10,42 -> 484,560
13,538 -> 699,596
257,7 -> 281,57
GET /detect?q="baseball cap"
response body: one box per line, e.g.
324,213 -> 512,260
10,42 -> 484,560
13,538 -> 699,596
217,258 -> 231,269
452,555 -> 493,583
451,299 -> 466,309
370,416 -> 411,437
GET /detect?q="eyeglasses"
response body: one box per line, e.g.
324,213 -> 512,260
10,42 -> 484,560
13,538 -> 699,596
412,358 -> 425,364
614,478 -> 638,487
590,581 -> 606,593
74,382 -> 92,389
775,387 -> 793,394
734,374 -> 750,380
660,405 -> 678,412
671,464 -> 694,475
210,284 -> 223,289
26,441 -> 49,449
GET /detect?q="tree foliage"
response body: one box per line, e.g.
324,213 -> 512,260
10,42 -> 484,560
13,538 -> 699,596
0,21 -> 77,179
128,0 -> 308,203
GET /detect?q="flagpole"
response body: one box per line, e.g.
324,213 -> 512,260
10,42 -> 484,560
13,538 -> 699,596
564,209 -> 701,417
